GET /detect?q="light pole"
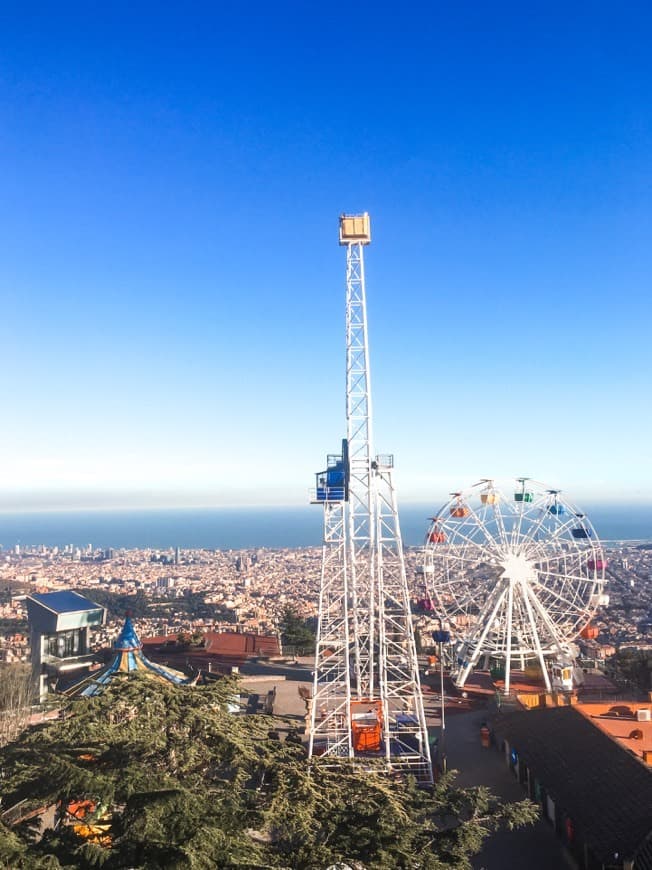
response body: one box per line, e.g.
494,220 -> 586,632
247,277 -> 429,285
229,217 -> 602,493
432,627 -> 450,773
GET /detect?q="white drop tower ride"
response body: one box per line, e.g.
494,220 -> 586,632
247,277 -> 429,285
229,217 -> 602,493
309,214 -> 432,784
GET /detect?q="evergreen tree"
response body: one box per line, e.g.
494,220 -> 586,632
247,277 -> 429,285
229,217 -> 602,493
279,608 -> 315,654
0,676 -> 536,869
0,663 -> 33,748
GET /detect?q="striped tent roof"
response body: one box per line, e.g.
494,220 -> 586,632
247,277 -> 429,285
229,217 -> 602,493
78,616 -> 196,697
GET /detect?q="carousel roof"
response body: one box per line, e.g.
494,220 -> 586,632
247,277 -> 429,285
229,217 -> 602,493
76,616 -> 196,697
112,615 -> 142,651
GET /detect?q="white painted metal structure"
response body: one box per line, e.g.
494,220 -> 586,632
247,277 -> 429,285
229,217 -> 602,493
422,479 -> 607,695
311,497 -> 352,757
309,214 -> 432,784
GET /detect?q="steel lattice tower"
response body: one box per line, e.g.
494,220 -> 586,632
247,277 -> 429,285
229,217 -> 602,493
309,214 -> 432,784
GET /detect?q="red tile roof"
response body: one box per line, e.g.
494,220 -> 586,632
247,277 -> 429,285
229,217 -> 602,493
142,631 -> 280,661
576,702 -> 652,762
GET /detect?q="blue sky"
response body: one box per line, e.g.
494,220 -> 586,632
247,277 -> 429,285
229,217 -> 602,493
1,3 -> 651,509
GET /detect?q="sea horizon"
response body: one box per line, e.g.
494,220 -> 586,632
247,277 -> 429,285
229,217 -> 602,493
0,502 -> 651,551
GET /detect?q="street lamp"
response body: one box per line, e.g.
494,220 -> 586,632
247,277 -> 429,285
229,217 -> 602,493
432,627 -> 450,773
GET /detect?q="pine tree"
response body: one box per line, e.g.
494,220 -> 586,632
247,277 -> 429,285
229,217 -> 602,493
0,675 -> 537,869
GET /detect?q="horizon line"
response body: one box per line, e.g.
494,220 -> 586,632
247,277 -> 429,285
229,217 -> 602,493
0,498 -> 650,515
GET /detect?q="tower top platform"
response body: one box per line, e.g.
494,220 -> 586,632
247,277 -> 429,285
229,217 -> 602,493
339,212 -> 371,245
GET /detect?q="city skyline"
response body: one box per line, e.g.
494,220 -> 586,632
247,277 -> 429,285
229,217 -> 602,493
2,5 -> 651,510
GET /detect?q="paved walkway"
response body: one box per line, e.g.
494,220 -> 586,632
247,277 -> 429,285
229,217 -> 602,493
444,707 -> 575,870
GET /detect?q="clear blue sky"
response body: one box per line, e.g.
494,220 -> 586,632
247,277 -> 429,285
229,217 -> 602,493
1,3 -> 651,510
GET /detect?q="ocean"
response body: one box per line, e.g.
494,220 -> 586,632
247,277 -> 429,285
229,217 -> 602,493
0,503 -> 651,551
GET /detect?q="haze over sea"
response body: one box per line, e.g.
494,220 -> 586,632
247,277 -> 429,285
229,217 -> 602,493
0,504 -> 650,551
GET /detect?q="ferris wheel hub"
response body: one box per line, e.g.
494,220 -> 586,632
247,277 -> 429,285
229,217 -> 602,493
499,552 -> 535,583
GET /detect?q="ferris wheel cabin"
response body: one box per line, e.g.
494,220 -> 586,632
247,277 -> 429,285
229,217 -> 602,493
546,489 -> 565,514
449,493 -> 470,517
514,478 -> 534,502
571,515 -> 593,539
481,491 -> 500,504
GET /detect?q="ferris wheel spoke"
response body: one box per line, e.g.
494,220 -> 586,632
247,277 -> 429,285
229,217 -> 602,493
430,553 -> 497,580
430,586 -> 472,612
437,522 -> 502,562
464,502 -> 508,559
517,580 -> 553,691
528,544 -> 595,575
435,583 -> 484,615
522,580 -> 570,654
531,580 -> 585,611
510,484 -> 544,548
524,514 -> 601,560
534,567 -> 601,589
529,576 -> 591,615
520,512 -> 578,557
455,582 -> 509,684
427,561 -> 496,620
511,500 -> 525,549
515,503 -> 555,551
492,500 -> 513,553
430,545 -> 487,563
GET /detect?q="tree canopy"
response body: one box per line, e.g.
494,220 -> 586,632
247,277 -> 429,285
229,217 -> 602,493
0,663 -> 32,748
279,608 -> 316,654
0,676 -> 537,869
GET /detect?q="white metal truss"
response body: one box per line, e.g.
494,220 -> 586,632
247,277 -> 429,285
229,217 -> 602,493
375,460 -> 433,781
309,500 -> 352,759
309,217 -> 432,784
345,240 -> 375,699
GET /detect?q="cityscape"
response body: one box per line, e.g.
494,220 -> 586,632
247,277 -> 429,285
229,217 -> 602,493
2,5 -> 652,870
1,540 -> 652,665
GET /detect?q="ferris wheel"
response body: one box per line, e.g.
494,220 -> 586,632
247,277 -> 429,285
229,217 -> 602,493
421,479 -> 607,694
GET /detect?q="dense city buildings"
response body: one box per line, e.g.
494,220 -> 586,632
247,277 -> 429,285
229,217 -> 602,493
2,541 -> 651,870
1,542 -> 651,680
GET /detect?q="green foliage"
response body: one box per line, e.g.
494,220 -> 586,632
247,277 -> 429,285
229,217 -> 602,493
0,677 -> 537,869
608,648 -> 652,693
0,617 -> 28,635
78,588 -> 236,626
279,608 -> 315,653
0,663 -> 33,748
81,589 -> 151,620
0,820 -> 32,869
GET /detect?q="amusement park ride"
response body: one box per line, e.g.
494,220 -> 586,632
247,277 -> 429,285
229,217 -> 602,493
308,214 -> 607,782
309,214 -> 433,784
420,479 -> 609,695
